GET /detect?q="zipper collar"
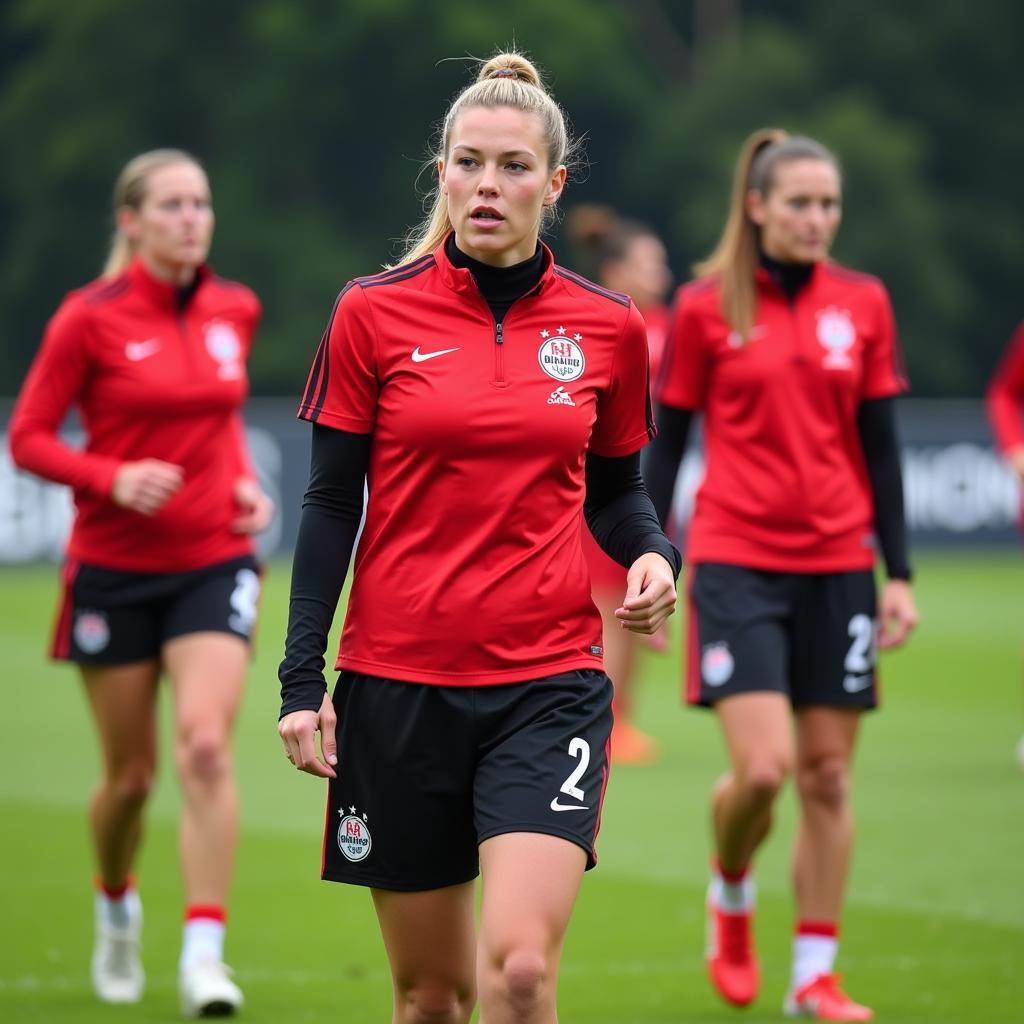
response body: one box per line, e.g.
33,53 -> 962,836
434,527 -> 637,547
127,256 -> 210,311
433,232 -> 557,300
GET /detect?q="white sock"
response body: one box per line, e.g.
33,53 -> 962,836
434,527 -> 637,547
710,869 -> 755,913
791,933 -> 838,992
95,887 -> 141,930
180,918 -> 226,971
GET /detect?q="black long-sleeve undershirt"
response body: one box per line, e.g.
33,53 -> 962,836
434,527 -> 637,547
641,398 -> 910,580
279,426 -> 682,717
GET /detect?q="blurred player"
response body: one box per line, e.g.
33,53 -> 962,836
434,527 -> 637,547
277,51 -> 679,1024
9,149 -> 271,1017
985,321 -> 1024,767
568,204 -> 673,763
644,128 -> 918,1020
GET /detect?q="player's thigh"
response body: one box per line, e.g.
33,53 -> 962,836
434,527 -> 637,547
794,706 -> 861,771
80,661 -> 161,773
791,570 -> 878,709
163,633 -> 249,737
371,881 -> 477,997
688,563 -> 792,706
715,691 -> 794,779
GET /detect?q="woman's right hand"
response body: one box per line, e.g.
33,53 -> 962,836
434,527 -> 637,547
278,694 -> 338,778
111,459 -> 184,515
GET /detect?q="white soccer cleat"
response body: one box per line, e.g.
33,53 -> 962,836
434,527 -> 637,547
179,958 -> 244,1018
91,917 -> 144,1004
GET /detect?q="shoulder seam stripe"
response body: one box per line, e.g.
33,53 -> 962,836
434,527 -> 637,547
356,254 -> 434,287
554,268 -> 631,307
359,257 -> 435,289
84,278 -> 131,306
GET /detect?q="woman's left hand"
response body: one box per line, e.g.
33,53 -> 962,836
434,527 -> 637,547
878,578 -> 919,650
232,477 -> 274,534
615,553 -> 677,635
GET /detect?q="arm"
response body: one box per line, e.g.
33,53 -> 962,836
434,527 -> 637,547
278,424 -> 371,778
986,324 -> 1024,481
856,397 -> 918,649
229,414 -> 274,534
641,405 -> 695,529
584,450 -> 681,634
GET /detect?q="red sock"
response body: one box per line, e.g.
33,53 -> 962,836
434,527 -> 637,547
796,920 -> 839,938
716,859 -> 750,884
185,905 -> 227,924
97,876 -> 133,900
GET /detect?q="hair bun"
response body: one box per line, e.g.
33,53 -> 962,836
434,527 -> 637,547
478,53 -> 542,89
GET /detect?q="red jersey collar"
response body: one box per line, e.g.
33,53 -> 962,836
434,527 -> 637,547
433,233 -> 557,297
127,256 -> 210,309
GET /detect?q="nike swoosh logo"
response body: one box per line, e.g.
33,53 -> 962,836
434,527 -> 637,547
550,798 -> 590,812
842,673 -> 873,693
411,346 -> 460,363
125,338 -> 161,361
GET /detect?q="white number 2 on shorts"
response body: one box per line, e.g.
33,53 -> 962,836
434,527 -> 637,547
559,737 -> 591,801
844,613 -> 877,673
228,569 -> 261,636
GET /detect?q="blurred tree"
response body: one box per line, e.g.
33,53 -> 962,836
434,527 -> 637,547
0,0 -> 1019,397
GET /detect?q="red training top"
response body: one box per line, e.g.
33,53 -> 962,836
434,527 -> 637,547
9,257 -> 261,572
986,322 -> 1024,455
299,238 -> 655,686
584,303 -> 669,591
656,262 -> 908,572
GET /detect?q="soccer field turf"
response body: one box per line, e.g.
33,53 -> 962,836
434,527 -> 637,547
1,552 -> 1021,1023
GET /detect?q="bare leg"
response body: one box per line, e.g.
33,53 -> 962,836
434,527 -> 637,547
371,882 -> 477,1024
80,662 -> 161,887
164,633 -> 248,907
477,832 -> 587,1024
712,692 -> 794,872
792,707 -> 860,921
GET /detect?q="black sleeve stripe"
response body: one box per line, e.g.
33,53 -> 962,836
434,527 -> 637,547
84,278 -> 131,306
554,267 -> 631,307
645,359 -> 656,440
301,284 -> 352,421
359,256 -> 436,290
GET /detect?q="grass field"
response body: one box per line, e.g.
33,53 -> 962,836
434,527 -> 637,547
1,552 -> 1021,1023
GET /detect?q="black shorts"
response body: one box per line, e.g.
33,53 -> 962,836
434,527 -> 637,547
322,669 -> 614,891
686,563 -> 879,710
51,555 -> 262,665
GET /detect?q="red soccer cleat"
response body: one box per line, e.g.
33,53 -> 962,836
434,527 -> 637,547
784,973 -> 874,1020
705,888 -> 759,1006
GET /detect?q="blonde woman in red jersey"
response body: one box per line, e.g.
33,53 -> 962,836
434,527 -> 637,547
568,204 -> 674,764
277,52 -> 679,1024
9,150 -> 271,1017
644,129 -> 919,1021
986,320 -> 1024,766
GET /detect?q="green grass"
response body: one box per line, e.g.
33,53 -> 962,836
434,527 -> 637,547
1,552 -> 1022,1022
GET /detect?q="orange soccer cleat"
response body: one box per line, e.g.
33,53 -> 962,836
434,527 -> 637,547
784,973 -> 874,1021
705,888 -> 759,1006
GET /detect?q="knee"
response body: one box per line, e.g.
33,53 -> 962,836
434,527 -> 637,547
797,756 -> 850,811
395,978 -> 472,1024
493,948 -> 548,1018
105,763 -> 154,808
737,756 -> 792,806
176,727 -> 230,785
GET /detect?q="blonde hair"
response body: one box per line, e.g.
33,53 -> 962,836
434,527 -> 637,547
393,51 -> 575,267
695,128 -> 839,339
102,148 -> 205,278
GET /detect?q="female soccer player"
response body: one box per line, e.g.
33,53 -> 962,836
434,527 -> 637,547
568,204 -> 674,763
9,149 -> 271,1017
644,129 -> 918,1021
278,52 -> 679,1024
986,320 -> 1024,766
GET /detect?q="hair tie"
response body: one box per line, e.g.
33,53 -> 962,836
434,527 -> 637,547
490,68 -> 517,79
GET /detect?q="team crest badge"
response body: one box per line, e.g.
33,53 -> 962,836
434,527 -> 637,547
204,321 -> 243,379
538,327 -> 585,382
337,806 -> 372,862
816,307 -> 856,369
701,642 -> 734,687
74,610 -> 110,655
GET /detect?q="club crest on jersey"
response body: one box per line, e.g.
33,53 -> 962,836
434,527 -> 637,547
701,642 -> 734,687
816,307 -> 856,369
74,610 -> 110,655
204,320 -> 243,379
538,327 -> 585,382
337,806 -> 372,862
547,386 -> 575,407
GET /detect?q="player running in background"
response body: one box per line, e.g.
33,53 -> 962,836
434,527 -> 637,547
277,51 -> 679,1024
643,128 -> 918,1021
567,204 -> 673,763
986,321 -> 1024,767
9,149 -> 271,1017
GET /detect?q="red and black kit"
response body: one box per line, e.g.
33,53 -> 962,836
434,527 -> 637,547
10,257 -> 263,662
